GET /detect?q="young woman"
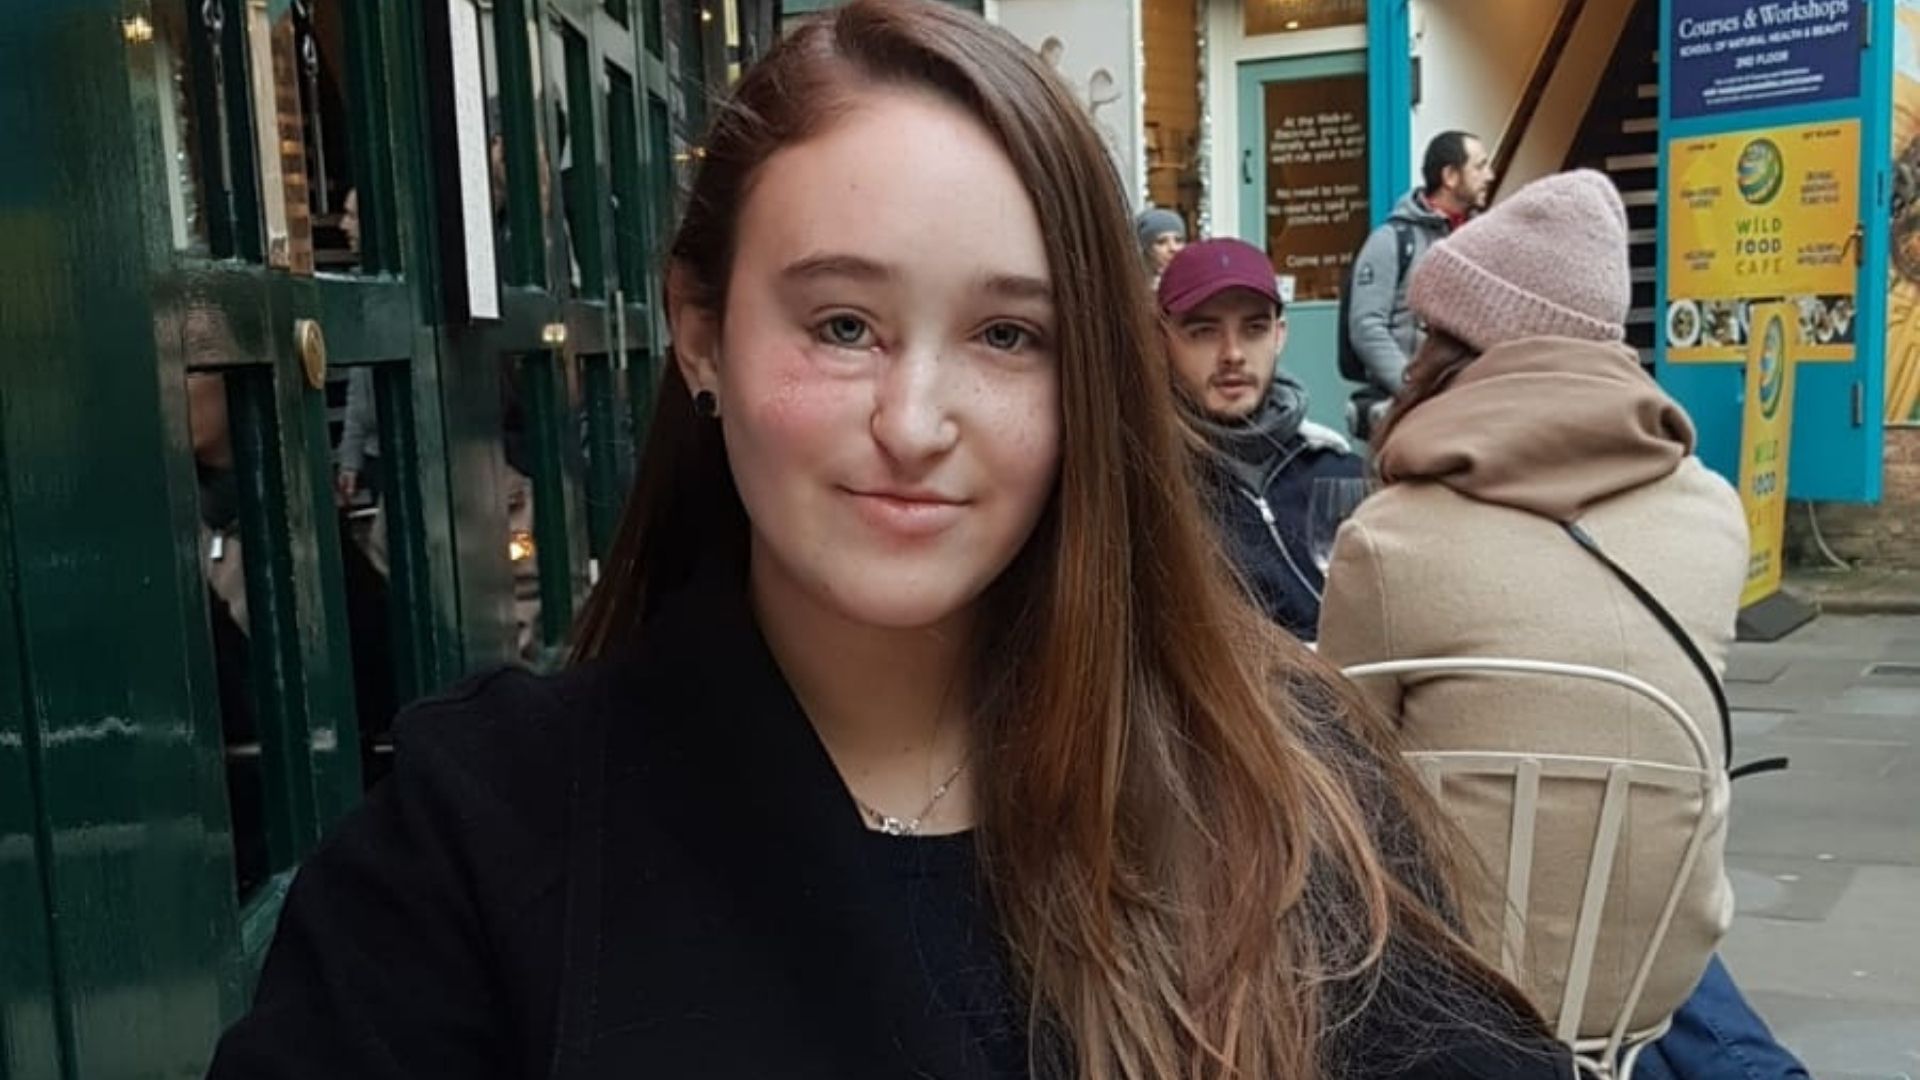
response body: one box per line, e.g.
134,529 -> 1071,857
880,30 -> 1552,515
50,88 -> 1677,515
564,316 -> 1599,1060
1319,170 -> 1807,1079
209,3 -> 1567,1077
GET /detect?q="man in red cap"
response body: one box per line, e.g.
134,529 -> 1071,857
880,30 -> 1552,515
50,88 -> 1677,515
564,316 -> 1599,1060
1157,237 -> 1363,639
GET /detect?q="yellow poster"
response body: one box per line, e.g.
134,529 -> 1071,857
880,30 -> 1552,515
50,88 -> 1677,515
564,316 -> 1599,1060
1738,304 -> 1799,608
1883,2 -> 1920,425
1665,120 -> 1858,365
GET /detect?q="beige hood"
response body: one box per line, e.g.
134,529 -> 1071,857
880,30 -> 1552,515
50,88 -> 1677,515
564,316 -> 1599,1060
1375,337 -> 1696,522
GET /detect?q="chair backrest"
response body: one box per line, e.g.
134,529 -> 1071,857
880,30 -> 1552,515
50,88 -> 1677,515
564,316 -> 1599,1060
1341,657 -> 1730,1063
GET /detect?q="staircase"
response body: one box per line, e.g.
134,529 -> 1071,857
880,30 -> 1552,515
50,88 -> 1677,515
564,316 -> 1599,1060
1562,0 -> 1660,368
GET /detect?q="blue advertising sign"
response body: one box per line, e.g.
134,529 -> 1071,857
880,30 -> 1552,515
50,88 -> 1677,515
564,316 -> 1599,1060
1670,0 -> 1860,119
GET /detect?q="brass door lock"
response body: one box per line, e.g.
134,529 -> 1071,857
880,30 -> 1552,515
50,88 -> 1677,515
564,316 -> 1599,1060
295,318 -> 327,389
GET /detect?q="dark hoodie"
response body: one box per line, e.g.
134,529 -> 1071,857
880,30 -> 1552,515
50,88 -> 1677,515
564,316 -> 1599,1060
1190,376 -> 1365,639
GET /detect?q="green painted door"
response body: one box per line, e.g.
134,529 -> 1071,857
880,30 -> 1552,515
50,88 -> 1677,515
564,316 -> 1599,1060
2,2 -> 435,1073
0,0 -> 749,1074
1237,51 -> 1371,436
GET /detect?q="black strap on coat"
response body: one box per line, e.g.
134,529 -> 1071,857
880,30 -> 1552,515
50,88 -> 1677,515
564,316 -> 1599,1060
1564,522 -> 1789,781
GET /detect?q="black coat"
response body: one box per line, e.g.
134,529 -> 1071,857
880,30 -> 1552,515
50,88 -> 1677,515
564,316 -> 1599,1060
1204,435 -> 1366,639
207,567 -> 1568,1079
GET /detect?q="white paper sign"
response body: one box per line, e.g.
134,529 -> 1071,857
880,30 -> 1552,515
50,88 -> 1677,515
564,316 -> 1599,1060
449,0 -> 500,319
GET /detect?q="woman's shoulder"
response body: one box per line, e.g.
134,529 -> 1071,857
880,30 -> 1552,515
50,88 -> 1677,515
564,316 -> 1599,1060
206,658 -> 654,1080
1589,456 -> 1747,555
385,653 -> 648,855
1336,480 -> 1486,568
1350,477 -> 1475,524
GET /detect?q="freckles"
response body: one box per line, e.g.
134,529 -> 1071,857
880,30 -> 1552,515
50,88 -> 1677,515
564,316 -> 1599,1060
966,376 -> 1059,462
741,345 -> 845,439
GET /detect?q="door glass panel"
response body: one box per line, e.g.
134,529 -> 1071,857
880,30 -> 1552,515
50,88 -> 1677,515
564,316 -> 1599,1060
157,0 -> 365,263
722,0 -> 744,85
149,4 -> 216,253
532,17 -> 574,289
511,352 -> 580,663
547,18 -> 604,296
494,0 -> 548,286
647,92 -> 678,246
523,10 -> 556,286
186,370 -> 270,897
303,0 -> 362,270
642,0 -> 663,57
1260,72 -> 1368,302
243,0 -> 313,270
476,9 -> 510,270
668,1 -> 711,140
580,354 -> 624,563
500,357 -> 543,662
606,66 -> 645,299
325,366 -> 402,781
1243,0 -> 1366,35
220,0 -> 378,272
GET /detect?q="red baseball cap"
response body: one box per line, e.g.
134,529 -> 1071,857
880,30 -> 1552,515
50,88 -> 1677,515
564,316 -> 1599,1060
1156,238 -> 1282,316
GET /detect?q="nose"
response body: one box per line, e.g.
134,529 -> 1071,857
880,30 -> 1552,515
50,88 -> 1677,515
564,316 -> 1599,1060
1220,330 -> 1247,368
870,344 -> 960,467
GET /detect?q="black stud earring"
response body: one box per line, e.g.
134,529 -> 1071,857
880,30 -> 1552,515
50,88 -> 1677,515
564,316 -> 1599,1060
693,389 -> 720,419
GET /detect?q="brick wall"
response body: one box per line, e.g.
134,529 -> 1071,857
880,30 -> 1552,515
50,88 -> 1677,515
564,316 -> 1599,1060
1785,427 -> 1920,570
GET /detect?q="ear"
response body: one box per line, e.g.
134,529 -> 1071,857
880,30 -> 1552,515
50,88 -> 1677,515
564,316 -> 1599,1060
667,260 -> 722,400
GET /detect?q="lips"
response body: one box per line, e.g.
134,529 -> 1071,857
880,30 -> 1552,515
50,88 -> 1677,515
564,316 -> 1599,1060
843,487 -> 969,540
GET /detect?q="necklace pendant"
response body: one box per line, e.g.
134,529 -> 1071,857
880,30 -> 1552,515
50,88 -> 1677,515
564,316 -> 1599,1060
875,814 -> 915,836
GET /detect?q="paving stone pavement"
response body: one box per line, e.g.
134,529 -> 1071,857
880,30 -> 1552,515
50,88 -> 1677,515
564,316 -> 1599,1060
1718,614 -> 1920,1079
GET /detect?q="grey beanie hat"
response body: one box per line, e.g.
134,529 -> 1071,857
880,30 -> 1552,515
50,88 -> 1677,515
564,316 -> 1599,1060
1135,207 -> 1186,253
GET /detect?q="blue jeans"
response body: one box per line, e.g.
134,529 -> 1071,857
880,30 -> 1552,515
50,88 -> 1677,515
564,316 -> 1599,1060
1635,955 -> 1810,1080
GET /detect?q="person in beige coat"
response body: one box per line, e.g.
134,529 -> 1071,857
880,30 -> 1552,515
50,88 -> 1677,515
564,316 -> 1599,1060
1319,171 -> 1807,1078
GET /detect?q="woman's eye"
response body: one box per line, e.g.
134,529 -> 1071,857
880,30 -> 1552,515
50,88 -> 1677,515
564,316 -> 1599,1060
981,322 -> 1032,352
817,315 -> 874,348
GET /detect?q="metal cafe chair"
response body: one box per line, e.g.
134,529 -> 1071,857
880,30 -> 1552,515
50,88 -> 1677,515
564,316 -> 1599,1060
1341,657 -> 1730,1080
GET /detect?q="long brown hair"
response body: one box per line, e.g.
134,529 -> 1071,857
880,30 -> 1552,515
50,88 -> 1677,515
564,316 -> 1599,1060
1368,330 -> 1480,461
574,3 -> 1528,1075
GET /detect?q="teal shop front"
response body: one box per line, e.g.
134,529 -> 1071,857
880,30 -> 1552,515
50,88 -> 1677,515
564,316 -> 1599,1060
1655,0 -> 1892,503
1231,1 -> 1413,435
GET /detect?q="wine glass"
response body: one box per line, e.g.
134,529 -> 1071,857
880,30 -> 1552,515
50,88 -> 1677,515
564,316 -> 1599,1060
1307,477 -> 1371,575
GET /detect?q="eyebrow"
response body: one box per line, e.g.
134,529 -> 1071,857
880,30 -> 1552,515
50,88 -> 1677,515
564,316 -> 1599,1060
779,254 -> 1052,304
781,253 -> 894,284
980,273 -> 1053,304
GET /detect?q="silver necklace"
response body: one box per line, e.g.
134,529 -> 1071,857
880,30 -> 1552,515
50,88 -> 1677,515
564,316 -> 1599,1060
856,758 -> 969,837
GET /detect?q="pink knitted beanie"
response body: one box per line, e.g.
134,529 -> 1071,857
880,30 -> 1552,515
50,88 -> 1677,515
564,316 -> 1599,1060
1406,169 -> 1631,352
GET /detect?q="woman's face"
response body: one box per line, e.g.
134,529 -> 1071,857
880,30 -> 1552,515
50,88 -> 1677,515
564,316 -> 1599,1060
675,89 -> 1062,632
1150,231 -> 1184,272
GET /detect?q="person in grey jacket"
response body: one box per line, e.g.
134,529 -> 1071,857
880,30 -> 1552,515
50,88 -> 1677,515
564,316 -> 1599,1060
1346,131 -> 1493,423
335,367 -> 380,504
